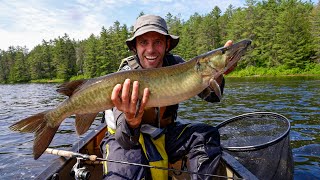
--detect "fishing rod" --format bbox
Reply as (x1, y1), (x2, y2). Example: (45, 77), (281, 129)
(45, 148), (243, 180)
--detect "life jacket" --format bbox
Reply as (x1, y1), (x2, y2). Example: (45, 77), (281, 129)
(106, 54), (182, 180)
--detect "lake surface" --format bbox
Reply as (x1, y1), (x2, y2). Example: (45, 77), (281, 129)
(0, 76), (319, 179)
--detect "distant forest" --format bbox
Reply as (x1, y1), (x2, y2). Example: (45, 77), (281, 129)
(0, 0), (319, 83)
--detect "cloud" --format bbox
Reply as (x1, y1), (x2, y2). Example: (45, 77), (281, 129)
(0, 0), (246, 51)
(0, 0), (105, 50)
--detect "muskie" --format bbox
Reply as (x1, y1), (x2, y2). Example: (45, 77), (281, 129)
(10, 39), (251, 159)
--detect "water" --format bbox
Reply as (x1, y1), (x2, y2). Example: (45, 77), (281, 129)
(0, 76), (319, 179)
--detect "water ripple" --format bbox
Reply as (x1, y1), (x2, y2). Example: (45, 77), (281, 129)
(0, 77), (319, 179)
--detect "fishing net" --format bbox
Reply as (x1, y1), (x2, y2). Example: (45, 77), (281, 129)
(217, 112), (294, 180)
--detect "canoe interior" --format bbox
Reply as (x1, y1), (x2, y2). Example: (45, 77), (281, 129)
(37, 123), (257, 180)
(37, 124), (107, 180)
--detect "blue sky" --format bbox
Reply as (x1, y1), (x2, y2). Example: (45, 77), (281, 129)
(0, 0), (317, 51)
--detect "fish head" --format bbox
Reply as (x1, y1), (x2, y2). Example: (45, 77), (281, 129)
(196, 39), (252, 81)
(195, 50), (226, 82)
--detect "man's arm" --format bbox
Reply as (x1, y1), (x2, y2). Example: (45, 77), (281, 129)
(113, 107), (141, 149)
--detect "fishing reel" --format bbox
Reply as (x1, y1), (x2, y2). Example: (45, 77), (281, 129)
(70, 157), (91, 180)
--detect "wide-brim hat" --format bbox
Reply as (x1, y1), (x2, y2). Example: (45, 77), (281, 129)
(126, 14), (179, 52)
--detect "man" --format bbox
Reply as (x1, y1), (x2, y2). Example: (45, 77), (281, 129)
(100, 14), (233, 179)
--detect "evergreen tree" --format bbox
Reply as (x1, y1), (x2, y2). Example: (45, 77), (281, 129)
(220, 4), (236, 41)
(9, 47), (30, 82)
(27, 45), (44, 80)
(97, 26), (111, 76)
(165, 13), (184, 56)
(42, 40), (55, 79)
(83, 34), (99, 78)
(310, 1), (320, 63)
(52, 34), (77, 80)
(1, 0), (320, 84)
(180, 13), (203, 59)
(251, 0), (280, 68)
(6, 46), (17, 83)
(106, 21), (130, 73)
(75, 41), (86, 76)
(210, 6), (223, 48)
(275, 0), (314, 69)
(0, 50), (10, 83)
(27, 40), (55, 80)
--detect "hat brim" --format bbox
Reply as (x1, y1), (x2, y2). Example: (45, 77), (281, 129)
(126, 26), (179, 52)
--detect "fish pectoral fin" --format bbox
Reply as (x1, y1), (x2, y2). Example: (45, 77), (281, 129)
(209, 79), (222, 101)
(75, 113), (98, 135)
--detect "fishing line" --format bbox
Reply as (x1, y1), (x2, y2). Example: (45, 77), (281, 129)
(45, 148), (242, 179)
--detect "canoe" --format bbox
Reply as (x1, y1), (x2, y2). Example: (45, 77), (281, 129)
(36, 122), (258, 180)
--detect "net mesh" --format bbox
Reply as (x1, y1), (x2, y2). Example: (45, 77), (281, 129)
(217, 112), (294, 180)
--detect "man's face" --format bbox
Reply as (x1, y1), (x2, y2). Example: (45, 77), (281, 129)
(135, 31), (170, 69)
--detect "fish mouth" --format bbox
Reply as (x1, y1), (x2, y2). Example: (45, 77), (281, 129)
(224, 40), (252, 72)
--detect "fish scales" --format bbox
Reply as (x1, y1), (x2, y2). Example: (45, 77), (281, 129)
(69, 59), (199, 113)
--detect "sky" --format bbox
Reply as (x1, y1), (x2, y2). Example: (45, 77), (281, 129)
(0, 0), (317, 51)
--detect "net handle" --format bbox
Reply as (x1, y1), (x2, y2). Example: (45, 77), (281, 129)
(217, 112), (291, 151)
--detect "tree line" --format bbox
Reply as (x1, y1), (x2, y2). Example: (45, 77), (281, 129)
(0, 0), (319, 84)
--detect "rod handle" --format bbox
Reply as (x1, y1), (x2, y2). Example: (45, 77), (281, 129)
(45, 148), (97, 161)
(45, 148), (74, 158)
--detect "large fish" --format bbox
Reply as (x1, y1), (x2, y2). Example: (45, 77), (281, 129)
(10, 39), (251, 159)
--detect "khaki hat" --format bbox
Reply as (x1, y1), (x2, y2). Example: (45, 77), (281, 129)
(126, 14), (179, 52)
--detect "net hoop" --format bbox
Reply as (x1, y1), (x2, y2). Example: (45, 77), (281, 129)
(217, 112), (291, 151)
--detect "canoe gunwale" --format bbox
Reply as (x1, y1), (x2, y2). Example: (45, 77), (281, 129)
(221, 151), (258, 180)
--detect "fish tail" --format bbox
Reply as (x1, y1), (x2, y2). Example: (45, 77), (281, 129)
(9, 110), (60, 160)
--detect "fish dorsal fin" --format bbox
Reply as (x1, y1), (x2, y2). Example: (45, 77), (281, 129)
(75, 113), (98, 135)
(57, 79), (87, 97)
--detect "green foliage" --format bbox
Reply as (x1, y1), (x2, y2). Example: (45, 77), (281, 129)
(9, 49), (30, 82)
(30, 78), (64, 83)
(52, 34), (77, 81)
(83, 34), (99, 78)
(310, 1), (320, 63)
(69, 74), (90, 81)
(304, 63), (320, 74)
(0, 46), (30, 83)
(27, 40), (55, 80)
(1, 0), (319, 84)
(0, 50), (10, 83)
(229, 63), (320, 77)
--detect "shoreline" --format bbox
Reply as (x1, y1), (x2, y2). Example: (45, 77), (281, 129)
(0, 74), (319, 84)
(226, 74), (320, 78)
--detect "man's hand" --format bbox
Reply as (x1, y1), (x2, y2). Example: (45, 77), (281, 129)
(223, 40), (235, 75)
(215, 40), (233, 84)
(111, 79), (150, 128)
